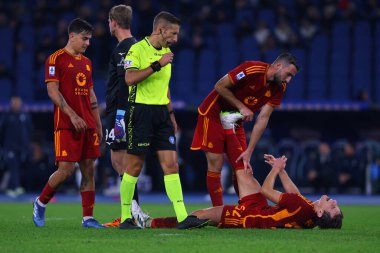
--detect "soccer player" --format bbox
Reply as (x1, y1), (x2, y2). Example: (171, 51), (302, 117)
(191, 53), (300, 206)
(133, 154), (343, 229)
(102, 4), (148, 228)
(119, 11), (208, 229)
(32, 18), (104, 228)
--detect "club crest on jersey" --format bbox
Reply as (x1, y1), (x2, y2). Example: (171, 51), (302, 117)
(236, 71), (245, 80)
(124, 60), (132, 68)
(49, 66), (55, 76)
(169, 136), (175, 144)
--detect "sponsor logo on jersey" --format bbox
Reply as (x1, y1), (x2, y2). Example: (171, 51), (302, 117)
(49, 66), (55, 76)
(236, 71), (245, 80)
(244, 96), (258, 106)
(76, 72), (87, 86)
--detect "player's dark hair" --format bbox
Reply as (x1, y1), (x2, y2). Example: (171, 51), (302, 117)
(315, 210), (343, 229)
(274, 52), (300, 72)
(153, 11), (181, 30)
(109, 5), (132, 29)
(67, 18), (94, 35)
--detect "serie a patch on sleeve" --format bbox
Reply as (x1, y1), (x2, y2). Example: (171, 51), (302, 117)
(49, 66), (55, 76)
(236, 71), (245, 80)
(124, 60), (133, 68)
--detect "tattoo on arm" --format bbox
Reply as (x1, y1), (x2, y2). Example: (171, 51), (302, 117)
(58, 94), (67, 109)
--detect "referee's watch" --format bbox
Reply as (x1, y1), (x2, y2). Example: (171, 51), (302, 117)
(150, 61), (161, 72)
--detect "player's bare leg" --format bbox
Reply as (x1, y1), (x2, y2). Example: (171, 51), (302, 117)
(205, 152), (224, 206)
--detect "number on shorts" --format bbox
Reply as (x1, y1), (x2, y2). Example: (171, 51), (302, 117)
(93, 133), (100, 145)
(105, 128), (115, 142)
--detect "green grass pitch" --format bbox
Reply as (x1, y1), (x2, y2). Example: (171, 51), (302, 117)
(1, 202), (380, 253)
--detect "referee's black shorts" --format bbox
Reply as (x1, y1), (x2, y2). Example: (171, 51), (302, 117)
(127, 103), (176, 155)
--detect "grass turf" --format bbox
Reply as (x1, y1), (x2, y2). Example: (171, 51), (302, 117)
(1, 202), (380, 253)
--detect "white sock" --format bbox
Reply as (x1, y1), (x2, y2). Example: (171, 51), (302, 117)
(37, 198), (46, 207)
(83, 216), (94, 221)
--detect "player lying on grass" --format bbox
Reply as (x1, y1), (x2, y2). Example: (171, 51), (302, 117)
(133, 154), (343, 229)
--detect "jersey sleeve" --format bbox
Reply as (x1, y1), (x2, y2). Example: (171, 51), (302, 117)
(45, 56), (60, 84)
(227, 61), (251, 85)
(279, 193), (314, 212)
(124, 44), (140, 70)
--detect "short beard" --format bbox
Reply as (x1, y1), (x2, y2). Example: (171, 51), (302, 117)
(272, 74), (282, 86)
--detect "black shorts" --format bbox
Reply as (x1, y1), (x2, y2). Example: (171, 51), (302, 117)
(104, 110), (127, 151)
(127, 104), (176, 154)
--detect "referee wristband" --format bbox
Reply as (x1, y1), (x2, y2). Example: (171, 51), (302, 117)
(150, 61), (161, 72)
(169, 110), (174, 114)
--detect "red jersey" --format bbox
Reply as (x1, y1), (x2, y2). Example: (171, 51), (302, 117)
(198, 61), (286, 117)
(45, 49), (96, 130)
(220, 193), (316, 229)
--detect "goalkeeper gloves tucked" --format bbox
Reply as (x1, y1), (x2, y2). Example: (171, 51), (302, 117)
(114, 109), (126, 142)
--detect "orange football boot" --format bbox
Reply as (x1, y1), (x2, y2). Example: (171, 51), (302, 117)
(102, 217), (121, 227)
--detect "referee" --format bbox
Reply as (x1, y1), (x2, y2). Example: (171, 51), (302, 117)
(119, 11), (208, 229)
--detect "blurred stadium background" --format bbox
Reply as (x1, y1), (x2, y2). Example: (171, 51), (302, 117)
(0, 0), (380, 198)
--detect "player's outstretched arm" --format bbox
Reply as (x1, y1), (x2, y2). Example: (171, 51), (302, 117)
(278, 169), (300, 195)
(236, 105), (274, 171)
(261, 155), (287, 204)
(264, 154), (300, 195)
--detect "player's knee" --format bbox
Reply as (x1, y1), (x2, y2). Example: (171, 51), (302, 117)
(162, 161), (179, 174)
(207, 161), (223, 173)
(206, 154), (224, 172)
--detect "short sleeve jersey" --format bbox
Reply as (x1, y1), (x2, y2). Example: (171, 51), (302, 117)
(45, 49), (96, 130)
(105, 37), (137, 113)
(198, 61), (286, 116)
(243, 193), (316, 228)
(124, 37), (171, 105)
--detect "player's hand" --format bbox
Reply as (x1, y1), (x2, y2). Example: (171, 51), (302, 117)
(159, 52), (174, 67)
(239, 107), (253, 122)
(236, 149), (253, 172)
(70, 114), (87, 132)
(264, 154), (275, 166)
(265, 154), (287, 172)
(114, 109), (126, 142)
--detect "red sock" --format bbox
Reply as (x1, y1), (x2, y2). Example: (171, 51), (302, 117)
(207, 171), (223, 206)
(81, 191), (95, 217)
(151, 217), (178, 228)
(39, 183), (56, 204)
